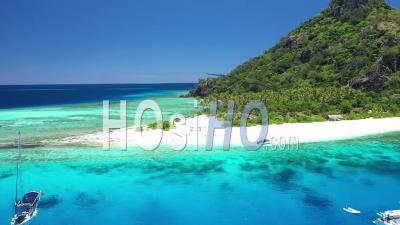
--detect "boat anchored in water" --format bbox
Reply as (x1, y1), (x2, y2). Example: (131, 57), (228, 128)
(343, 207), (361, 214)
(373, 210), (400, 225)
(11, 132), (43, 225)
(11, 192), (43, 225)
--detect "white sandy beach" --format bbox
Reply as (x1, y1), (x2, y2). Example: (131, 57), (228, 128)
(42, 116), (400, 148)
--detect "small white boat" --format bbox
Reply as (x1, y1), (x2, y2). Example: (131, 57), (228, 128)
(343, 207), (361, 214)
(373, 210), (400, 225)
(257, 139), (270, 145)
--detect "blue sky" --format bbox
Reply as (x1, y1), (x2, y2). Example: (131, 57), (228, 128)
(0, 0), (399, 85)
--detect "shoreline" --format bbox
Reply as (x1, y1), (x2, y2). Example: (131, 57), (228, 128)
(41, 116), (400, 148)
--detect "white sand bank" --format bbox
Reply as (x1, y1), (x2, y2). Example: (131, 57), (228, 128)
(42, 116), (400, 148)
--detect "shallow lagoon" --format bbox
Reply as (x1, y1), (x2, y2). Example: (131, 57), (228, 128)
(0, 89), (197, 146)
(1, 133), (400, 225)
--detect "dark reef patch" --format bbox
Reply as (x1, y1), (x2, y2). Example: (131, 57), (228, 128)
(39, 195), (62, 209)
(239, 162), (269, 172)
(133, 197), (174, 225)
(66, 164), (79, 170)
(253, 167), (298, 191)
(313, 157), (329, 164)
(193, 160), (225, 175)
(337, 160), (365, 168)
(74, 192), (99, 207)
(376, 155), (392, 160)
(162, 176), (192, 185)
(365, 160), (400, 175)
(85, 166), (111, 175)
(141, 160), (225, 177)
(361, 178), (375, 187)
(66, 162), (132, 175)
(219, 182), (233, 192)
(333, 153), (349, 160)
(303, 193), (332, 209)
(273, 168), (297, 184)
(286, 159), (303, 166)
(142, 163), (167, 174)
(0, 172), (14, 180)
(300, 187), (316, 195)
(304, 163), (334, 177)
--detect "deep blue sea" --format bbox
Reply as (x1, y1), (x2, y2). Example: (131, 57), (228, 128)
(0, 83), (195, 109)
(0, 84), (399, 225)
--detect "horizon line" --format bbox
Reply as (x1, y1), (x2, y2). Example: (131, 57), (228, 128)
(0, 82), (198, 86)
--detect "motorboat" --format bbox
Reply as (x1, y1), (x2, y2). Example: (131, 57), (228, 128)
(373, 210), (400, 225)
(343, 207), (361, 214)
(257, 138), (270, 145)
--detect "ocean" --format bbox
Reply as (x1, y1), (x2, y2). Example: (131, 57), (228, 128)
(0, 84), (399, 225)
(0, 83), (197, 146)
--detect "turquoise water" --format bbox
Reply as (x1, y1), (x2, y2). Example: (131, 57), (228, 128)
(0, 133), (400, 225)
(0, 89), (197, 146)
(0, 85), (399, 224)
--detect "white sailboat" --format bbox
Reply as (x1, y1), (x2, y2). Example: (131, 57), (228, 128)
(10, 132), (43, 225)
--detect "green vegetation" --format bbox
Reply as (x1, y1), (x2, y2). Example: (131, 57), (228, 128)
(147, 120), (171, 131)
(200, 86), (400, 124)
(190, 0), (400, 124)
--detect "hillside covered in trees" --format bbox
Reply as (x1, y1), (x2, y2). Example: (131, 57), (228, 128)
(189, 0), (400, 124)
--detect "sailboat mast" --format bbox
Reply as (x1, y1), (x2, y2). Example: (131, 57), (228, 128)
(15, 132), (21, 205)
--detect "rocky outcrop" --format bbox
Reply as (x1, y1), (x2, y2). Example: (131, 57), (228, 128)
(185, 78), (218, 97)
(300, 49), (312, 63)
(351, 51), (399, 91)
(282, 36), (298, 49)
(350, 57), (391, 91)
(329, 0), (384, 22)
